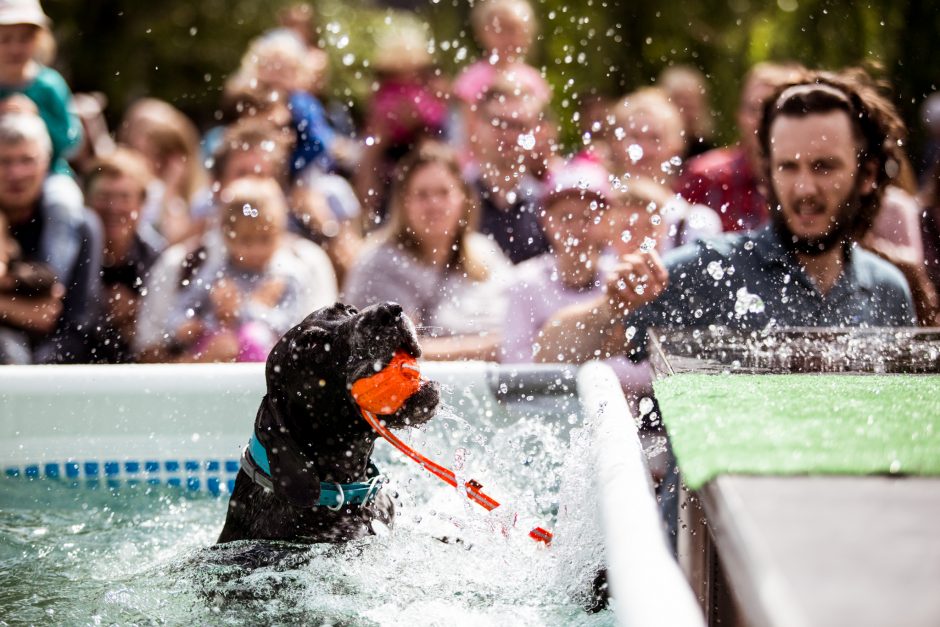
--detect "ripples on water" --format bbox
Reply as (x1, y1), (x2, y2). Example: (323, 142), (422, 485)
(0, 393), (613, 626)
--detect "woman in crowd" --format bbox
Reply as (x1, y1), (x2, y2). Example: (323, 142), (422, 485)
(343, 141), (511, 360)
(118, 98), (208, 245)
(86, 148), (164, 363)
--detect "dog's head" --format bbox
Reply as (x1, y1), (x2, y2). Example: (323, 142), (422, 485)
(255, 302), (440, 507)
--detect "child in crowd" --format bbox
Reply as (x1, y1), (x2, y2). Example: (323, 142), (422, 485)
(610, 176), (721, 257)
(133, 124), (337, 363)
(289, 170), (363, 287)
(356, 20), (448, 226)
(502, 159), (650, 396)
(608, 88), (721, 246)
(166, 177), (310, 363)
(118, 98), (209, 245)
(453, 0), (549, 106)
(344, 141), (511, 360)
(0, 0), (81, 175)
(609, 88), (687, 185)
(0, 210), (61, 364)
(236, 31), (339, 179)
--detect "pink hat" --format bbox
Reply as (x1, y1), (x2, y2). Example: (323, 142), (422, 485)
(543, 157), (613, 207)
(0, 0), (49, 27)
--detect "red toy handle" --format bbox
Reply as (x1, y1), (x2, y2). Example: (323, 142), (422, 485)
(359, 406), (552, 544)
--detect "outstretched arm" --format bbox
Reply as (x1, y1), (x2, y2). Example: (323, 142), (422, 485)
(535, 251), (668, 364)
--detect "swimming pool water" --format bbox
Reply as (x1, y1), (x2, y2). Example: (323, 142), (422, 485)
(0, 394), (614, 626)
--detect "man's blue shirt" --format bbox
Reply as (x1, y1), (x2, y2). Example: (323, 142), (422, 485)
(625, 225), (916, 360)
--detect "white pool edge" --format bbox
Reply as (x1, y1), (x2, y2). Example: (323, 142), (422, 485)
(578, 361), (705, 627)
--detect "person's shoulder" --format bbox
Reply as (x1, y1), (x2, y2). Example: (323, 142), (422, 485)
(683, 146), (743, 177)
(31, 65), (71, 94)
(662, 230), (745, 268)
(852, 246), (911, 293)
(41, 174), (83, 220)
(467, 231), (511, 267)
(506, 252), (553, 287)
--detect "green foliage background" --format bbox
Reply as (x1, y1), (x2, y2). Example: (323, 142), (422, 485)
(44, 0), (938, 156)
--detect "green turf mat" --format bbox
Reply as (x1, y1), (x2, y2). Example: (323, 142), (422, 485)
(654, 374), (940, 490)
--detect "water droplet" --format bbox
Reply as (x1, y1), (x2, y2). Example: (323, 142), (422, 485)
(707, 261), (724, 280)
(517, 132), (536, 150)
(627, 144), (644, 163)
(734, 287), (765, 317)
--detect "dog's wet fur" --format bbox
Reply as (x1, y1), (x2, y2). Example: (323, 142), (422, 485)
(217, 302), (440, 544)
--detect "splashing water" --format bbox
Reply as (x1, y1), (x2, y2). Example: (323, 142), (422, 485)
(517, 132), (537, 150)
(0, 395), (612, 625)
(734, 286), (766, 317)
(706, 260), (725, 280)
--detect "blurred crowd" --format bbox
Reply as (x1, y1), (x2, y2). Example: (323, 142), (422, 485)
(1, 0), (939, 390)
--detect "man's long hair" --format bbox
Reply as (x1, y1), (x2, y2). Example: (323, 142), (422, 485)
(757, 68), (907, 240)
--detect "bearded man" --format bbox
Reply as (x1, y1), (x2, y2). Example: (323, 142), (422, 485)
(536, 69), (917, 364)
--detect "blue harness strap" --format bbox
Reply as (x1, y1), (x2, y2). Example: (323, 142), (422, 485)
(242, 433), (385, 510)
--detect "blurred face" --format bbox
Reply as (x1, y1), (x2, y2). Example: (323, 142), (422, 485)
(615, 109), (682, 178)
(0, 139), (48, 217)
(768, 111), (866, 253)
(669, 82), (707, 136)
(738, 76), (778, 162)
(88, 174), (145, 244)
(221, 148), (281, 189)
(479, 8), (532, 61)
(0, 24), (39, 74)
(224, 216), (282, 272)
(474, 96), (538, 171)
(540, 193), (609, 261)
(402, 162), (466, 244)
(256, 52), (300, 93)
(609, 199), (666, 256)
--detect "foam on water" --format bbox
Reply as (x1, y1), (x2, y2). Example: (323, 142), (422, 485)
(0, 391), (613, 626)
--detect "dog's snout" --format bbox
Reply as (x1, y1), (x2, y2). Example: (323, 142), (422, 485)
(379, 302), (403, 323)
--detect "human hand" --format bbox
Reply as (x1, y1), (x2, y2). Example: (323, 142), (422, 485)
(0, 94), (38, 116)
(25, 284), (65, 333)
(604, 250), (669, 313)
(193, 329), (240, 363)
(250, 277), (285, 308)
(210, 278), (242, 327)
(289, 185), (334, 238)
(106, 283), (139, 331)
(174, 318), (204, 345)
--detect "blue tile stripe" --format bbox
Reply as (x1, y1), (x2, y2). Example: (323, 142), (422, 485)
(2, 458), (241, 496)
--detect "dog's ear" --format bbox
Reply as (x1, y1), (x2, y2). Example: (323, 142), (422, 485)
(256, 395), (321, 508)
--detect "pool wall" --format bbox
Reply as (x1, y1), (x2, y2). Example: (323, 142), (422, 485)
(0, 361), (704, 626)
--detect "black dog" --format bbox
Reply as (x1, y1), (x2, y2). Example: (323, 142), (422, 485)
(217, 302), (440, 544)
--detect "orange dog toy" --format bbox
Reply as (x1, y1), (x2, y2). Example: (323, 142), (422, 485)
(351, 350), (553, 544)
(351, 350), (422, 415)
